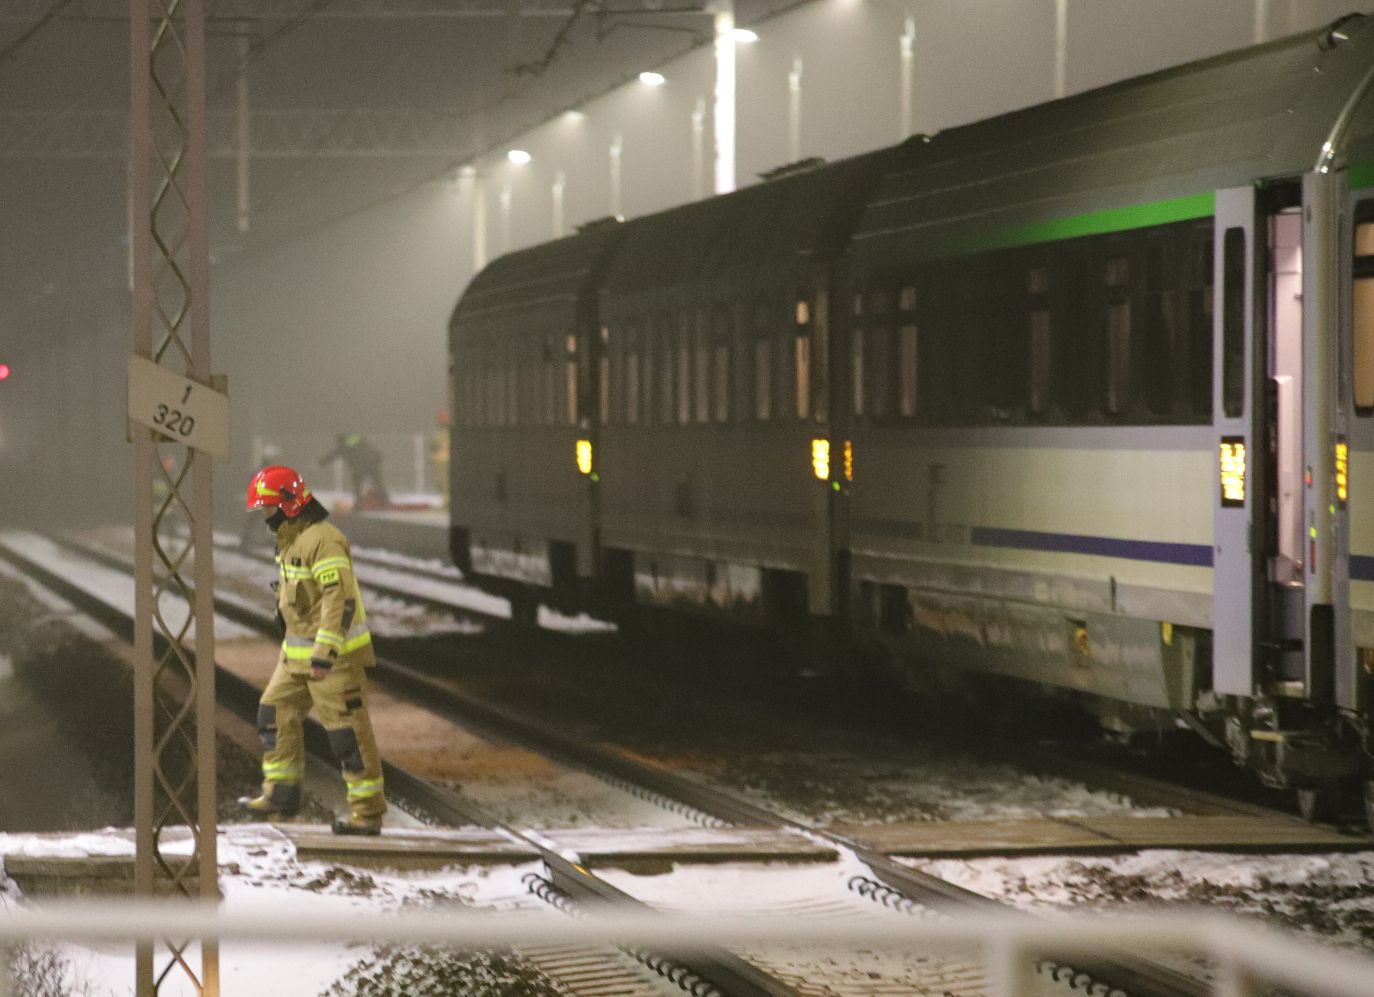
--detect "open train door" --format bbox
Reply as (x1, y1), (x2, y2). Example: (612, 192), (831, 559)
(1212, 187), (1266, 696)
(1302, 170), (1353, 707)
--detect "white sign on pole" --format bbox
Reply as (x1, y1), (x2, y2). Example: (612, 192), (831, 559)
(127, 354), (229, 458)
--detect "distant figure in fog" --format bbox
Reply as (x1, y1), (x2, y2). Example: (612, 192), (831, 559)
(429, 410), (451, 508)
(320, 433), (389, 510)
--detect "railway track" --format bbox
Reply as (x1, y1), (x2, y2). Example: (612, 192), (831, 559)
(217, 530), (1337, 832)
(12, 529), (1225, 997)
(0, 534), (806, 997)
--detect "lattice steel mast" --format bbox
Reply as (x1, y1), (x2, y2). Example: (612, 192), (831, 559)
(129, 0), (221, 993)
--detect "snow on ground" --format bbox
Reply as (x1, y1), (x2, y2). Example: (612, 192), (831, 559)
(902, 849), (1374, 952)
(350, 544), (464, 579)
(685, 749), (1177, 827)
(0, 827), (554, 997)
(0, 533), (256, 641)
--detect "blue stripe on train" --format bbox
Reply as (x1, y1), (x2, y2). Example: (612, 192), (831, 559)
(970, 526), (1214, 567)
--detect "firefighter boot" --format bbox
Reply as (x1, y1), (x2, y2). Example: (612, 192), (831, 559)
(238, 781), (301, 819)
(331, 814), (382, 836)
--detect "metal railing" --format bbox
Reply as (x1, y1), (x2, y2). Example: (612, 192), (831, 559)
(1, 902), (1371, 997)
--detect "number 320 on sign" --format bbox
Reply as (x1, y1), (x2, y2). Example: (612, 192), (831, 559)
(127, 354), (229, 457)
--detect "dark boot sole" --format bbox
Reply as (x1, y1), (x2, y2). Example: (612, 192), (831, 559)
(331, 820), (382, 836)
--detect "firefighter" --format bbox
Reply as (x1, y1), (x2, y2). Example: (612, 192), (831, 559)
(239, 464), (387, 835)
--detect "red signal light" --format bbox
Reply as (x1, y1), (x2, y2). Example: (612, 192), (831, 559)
(0, 363), (10, 381)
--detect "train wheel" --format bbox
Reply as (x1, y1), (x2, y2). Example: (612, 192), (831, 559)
(1296, 781), (1341, 823)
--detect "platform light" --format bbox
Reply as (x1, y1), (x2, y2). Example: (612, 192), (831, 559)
(507, 149), (532, 165)
(731, 28), (759, 43)
(1219, 437), (1246, 507)
(811, 438), (830, 481)
(576, 439), (593, 476)
(1336, 439), (1349, 505)
(639, 71), (666, 86)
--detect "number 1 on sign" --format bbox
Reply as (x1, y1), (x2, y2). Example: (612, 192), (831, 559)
(182, 385), (192, 405)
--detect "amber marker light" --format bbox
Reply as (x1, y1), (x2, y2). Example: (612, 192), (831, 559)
(843, 439), (854, 482)
(1219, 437), (1246, 507)
(811, 438), (830, 481)
(1336, 438), (1349, 506)
(575, 439), (593, 475)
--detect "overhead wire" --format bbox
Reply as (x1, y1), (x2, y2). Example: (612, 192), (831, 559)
(0, 0), (78, 66)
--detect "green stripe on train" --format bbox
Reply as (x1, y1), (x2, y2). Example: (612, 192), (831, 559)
(980, 191), (1217, 250)
(1351, 161), (1374, 191)
(891, 192), (1217, 264)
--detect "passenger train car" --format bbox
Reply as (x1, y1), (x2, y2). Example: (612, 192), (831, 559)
(450, 15), (1374, 824)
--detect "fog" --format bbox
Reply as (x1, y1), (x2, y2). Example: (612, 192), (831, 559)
(0, 0), (1363, 528)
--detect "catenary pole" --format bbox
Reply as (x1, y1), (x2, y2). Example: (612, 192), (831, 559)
(129, 0), (221, 993)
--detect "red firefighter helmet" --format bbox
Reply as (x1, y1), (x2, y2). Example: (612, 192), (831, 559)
(246, 465), (313, 518)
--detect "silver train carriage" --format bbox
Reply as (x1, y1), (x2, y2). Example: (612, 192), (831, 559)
(449, 15), (1374, 822)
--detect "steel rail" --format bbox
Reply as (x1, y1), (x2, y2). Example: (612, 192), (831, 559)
(7, 536), (806, 997)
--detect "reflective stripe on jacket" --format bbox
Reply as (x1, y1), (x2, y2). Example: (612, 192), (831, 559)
(274, 518), (376, 672)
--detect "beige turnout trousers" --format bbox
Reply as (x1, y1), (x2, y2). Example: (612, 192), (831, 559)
(258, 660), (386, 820)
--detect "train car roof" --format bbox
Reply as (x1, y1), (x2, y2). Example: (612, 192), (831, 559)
(853, 13), (1374, 269)
(449, 220), (624, 339)
(598, 147), (893, 302)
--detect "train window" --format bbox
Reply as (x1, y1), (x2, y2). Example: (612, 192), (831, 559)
(1027, 267), (1051, 417)
(489, 356), (501, 427)
(657, 317), (674, 426)
(812, 286), (830, 423)
(866, 325), (891, 418)
(676, 315), (691, 425)
(851, 327), (865, 417)
(794, 296), (811, 421)
(1029, 309), (1052, 415)
(1141, 245), (1174, 419)
(694, 312), (711, 423)
(1189, 237), (1214, 419)
(750, 302), (771, 421)
(1105, 256), (1131, 415)
(899, 285), (917, 312)
(541, 337), (554, 426)
(565, 334), (578, 425)
(1353, 211), (1374, 415)
(598, 329), (611, 426)
(853, 293), (863, 316)
(755, 338), (772, 420)
(640, 327), (654, 426)
(624, 325), (640, 426)
(713, 311), (731, 423)
(1222, 227), (1246, 418)
(899, 324), (918, 417)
